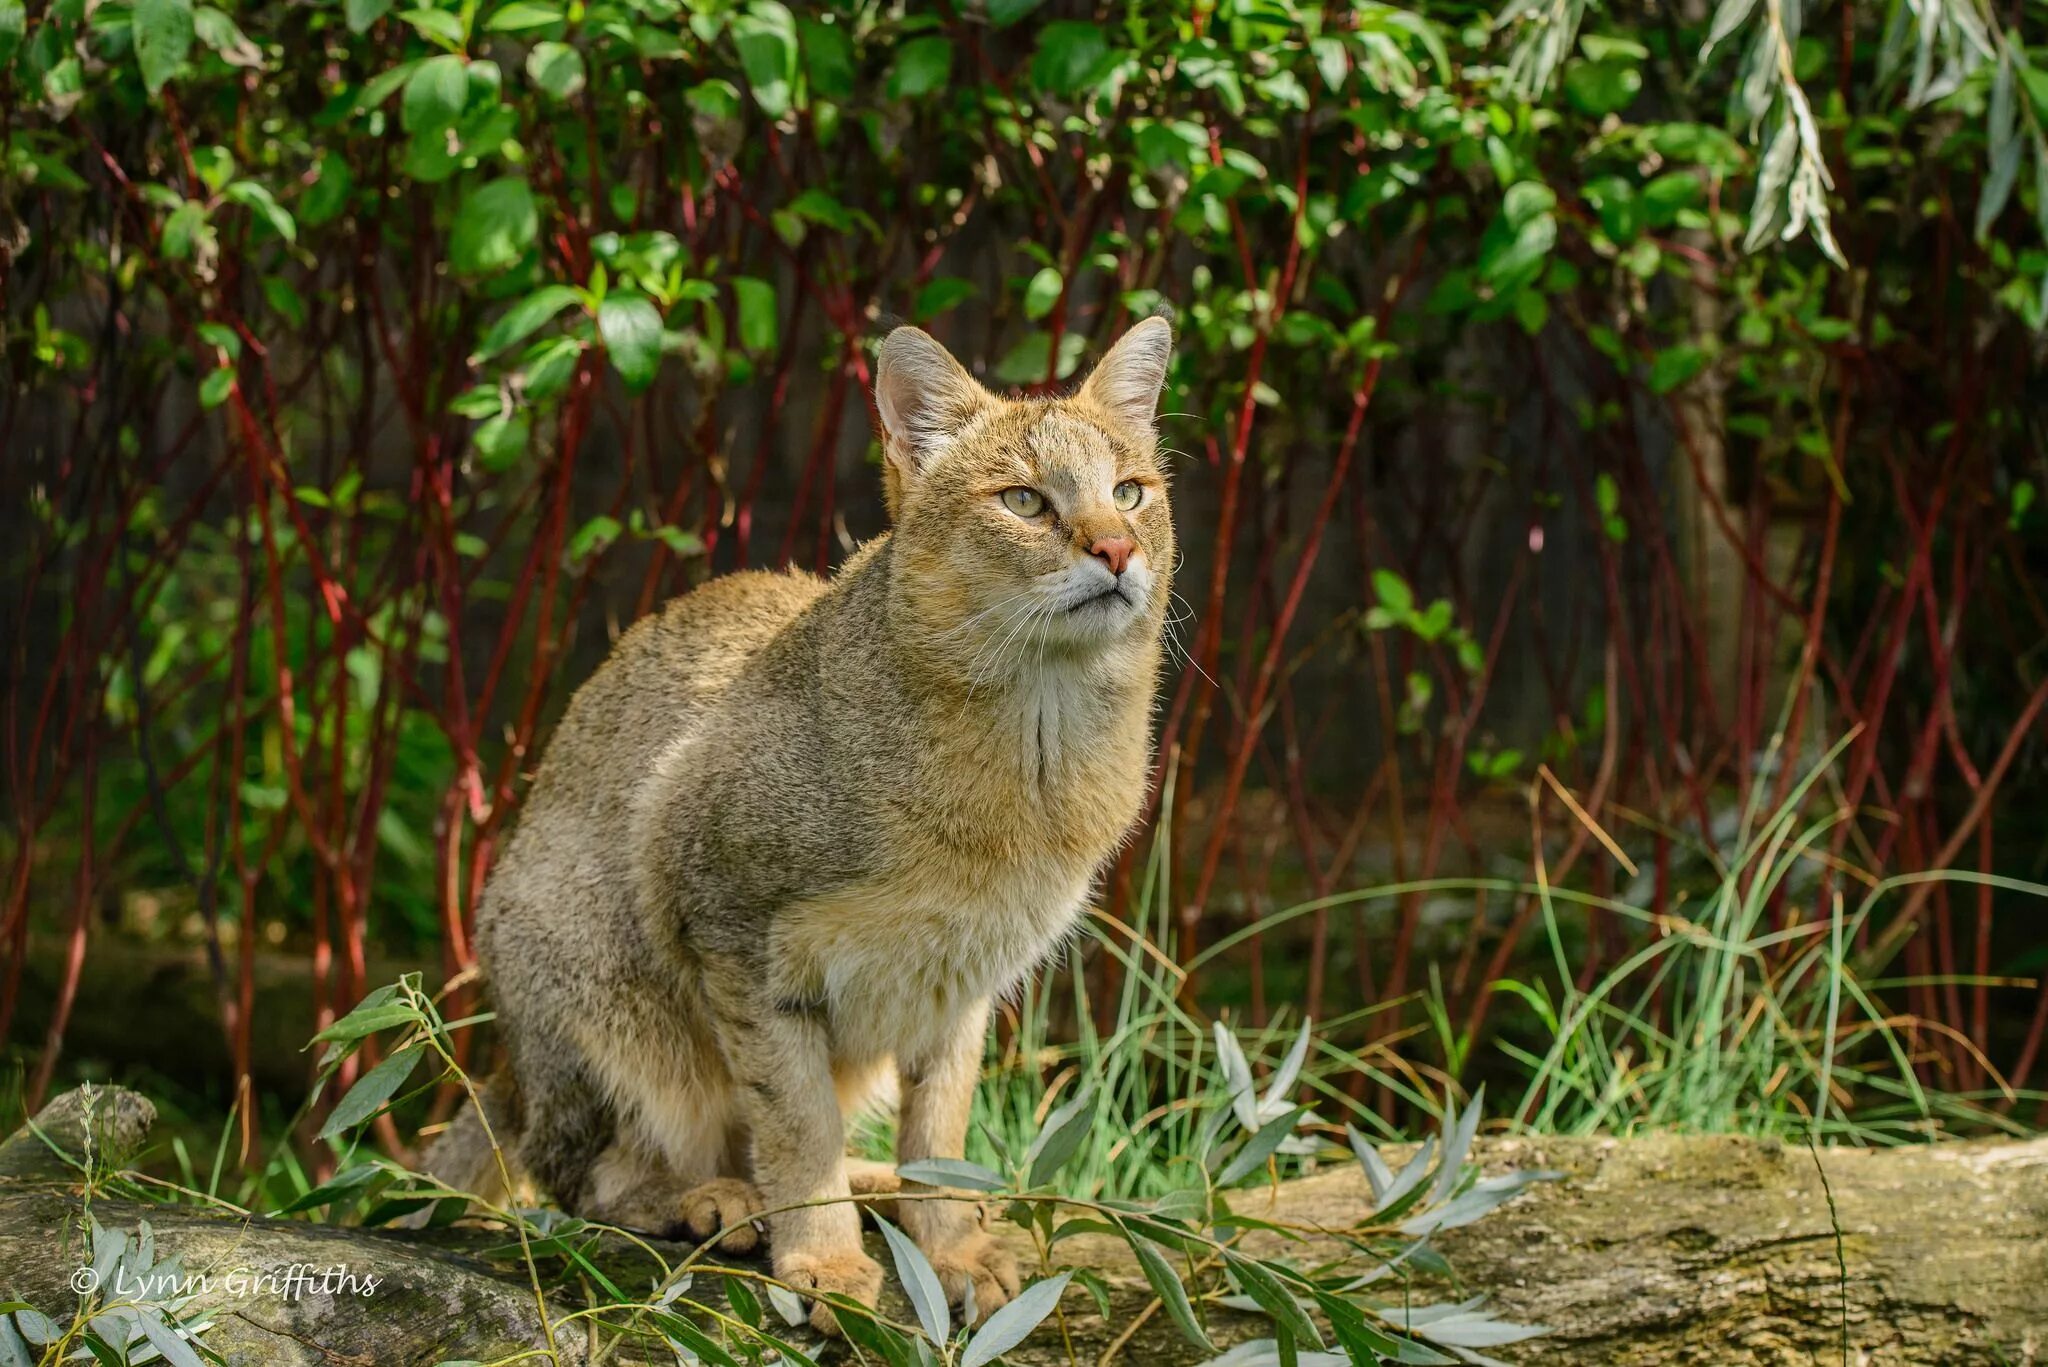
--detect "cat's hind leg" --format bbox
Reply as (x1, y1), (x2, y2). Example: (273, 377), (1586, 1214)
(580, 1134), (766, 1251)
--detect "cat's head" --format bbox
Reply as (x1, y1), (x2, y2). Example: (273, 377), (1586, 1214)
(874, 319), (1176, 685)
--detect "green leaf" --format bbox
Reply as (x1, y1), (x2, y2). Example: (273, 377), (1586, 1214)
(521, 335), (584, 399)
(402, 53), (469, 134)
(1121, 1225), (1210, 1351)
(888, 34), (951, 99)
(598, 293), (663, 391)
(828, 1301), (915, 1367)
(263, 277), (306, 328)
(449, 384), (503, 418)
(1023, 266), (1063, 321)
(1309, 34), (1346, 92)
(397, 6), (465, 45)
(876, 1217), (949, 1345)
(1225, 1253), (1323, 1349)
(312, 998), (421, 1044)
(197, 321), (240, 355)
(132, 0), (194, 93)
(981, 0), (1040, 25)
(799, 17), (854, 101)
(732, 275), (777, 354)
(566, 514), (621, 560)
(223, 181), (296, 243)
(1371, 568), (1413, 615)
(1024, 1085), (1095, 1187)
(1031, 20), (1110, 96)
(484, 0), (560, 30)
(1217, 1105), (1308, 1185)
(135, 1310), (207, 1367)
(268, 1164), (387, 1213)
(961, 1272), (1069, 1367)
(651, 525), (702, 556)
(193, 6), (261, 65)
(345, 0), (392, 32)
(198, 367), (234, 409)
(913, 277), (976, 321)
(732, 2), (796, 117)
(526, 40), (584, 100)
(993, 330), (1083, 384)
(649, 1310), (744, 1367)
(475, 284), (582, 360)
(1648, 343), (1706, 394)
(318, 1045), (423, 1140)
(0, 0), (25, 69)
(1563, 58), (1640, 118)
(896, 1157), (1006, 1192)
(1479, 182), (1557, 292)
(449, 177), (537, 276)
(474, 412), (530, 471)
(302, 151), (354, 226)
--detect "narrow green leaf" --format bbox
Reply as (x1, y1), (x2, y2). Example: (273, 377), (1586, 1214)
(961, 1272), (1068, 1367)
(223, 181), (296, 243)
(1121, 1225), (1210, 1351)
(311, 1000), (422, 1044)
(876, 1217), (949, 1345)
(135, 1312), (206, 1367)
(475, 285), (582, 361)
(1218, 1105), (1308, 1185)
(1025, 1085), (1095, 1187)
(269, 1160), (386, 1214)
(318, 1045), (423, 1140)
(1224, 1253), (1323, 1349)
(896, 1157), (1006, 1192)
(485, 0), (560, 30)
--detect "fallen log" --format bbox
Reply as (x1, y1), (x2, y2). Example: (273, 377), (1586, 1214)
(0, 1088), (2041, 1365)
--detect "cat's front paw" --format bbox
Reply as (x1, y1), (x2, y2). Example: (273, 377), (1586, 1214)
(926, 1233), (1021, 1323)
(777, 1247), (885, 1336)
(679, 1177), (766, 1253)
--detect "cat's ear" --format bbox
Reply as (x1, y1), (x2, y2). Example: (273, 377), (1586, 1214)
(1078, 317), (1173, 438)
(875, 327), (993, 476)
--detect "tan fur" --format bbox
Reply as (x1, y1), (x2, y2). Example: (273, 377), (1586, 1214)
(440, 320), (1176, 1332)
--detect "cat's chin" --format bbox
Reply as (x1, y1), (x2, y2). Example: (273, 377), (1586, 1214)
(1033, 592), (1154, 654)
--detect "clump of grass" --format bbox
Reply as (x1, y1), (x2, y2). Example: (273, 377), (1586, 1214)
(1504, 732), (2047, 1142)
(993, 733), (2048, 1178)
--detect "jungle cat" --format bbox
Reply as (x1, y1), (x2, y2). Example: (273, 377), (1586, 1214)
(424, 319), (1177, 1333)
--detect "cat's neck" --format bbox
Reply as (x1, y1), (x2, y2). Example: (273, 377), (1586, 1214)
(826, 539), (1159, 801)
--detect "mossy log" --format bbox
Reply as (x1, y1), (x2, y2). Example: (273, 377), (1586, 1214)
(1, 1088), (2042, 1366)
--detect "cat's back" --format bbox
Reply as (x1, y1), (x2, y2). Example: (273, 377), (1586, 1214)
(536, 567), (825, 805)
(477, 568), (827, 965)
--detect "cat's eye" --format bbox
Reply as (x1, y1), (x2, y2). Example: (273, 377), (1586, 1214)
(1000, 487), (1047, 518)
(1113, 480), (1144, 512)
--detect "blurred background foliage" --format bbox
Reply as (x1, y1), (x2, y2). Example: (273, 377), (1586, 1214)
(3, 0), (2046, 1162)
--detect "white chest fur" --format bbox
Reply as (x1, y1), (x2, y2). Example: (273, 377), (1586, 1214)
(774, 865), (1089, 1067)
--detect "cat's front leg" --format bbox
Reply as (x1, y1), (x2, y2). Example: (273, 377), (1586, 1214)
(898, 1000), (1021, 1322)
(704, 964), (882, 1335)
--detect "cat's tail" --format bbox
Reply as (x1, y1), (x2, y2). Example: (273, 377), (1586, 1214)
(414, 1067), (523, 1211)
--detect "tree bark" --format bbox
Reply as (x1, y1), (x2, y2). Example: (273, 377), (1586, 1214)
(1, 1089), (2042, 1366)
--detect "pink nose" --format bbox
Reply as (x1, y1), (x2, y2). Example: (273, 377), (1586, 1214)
(1090, 536), (1135, 576)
